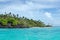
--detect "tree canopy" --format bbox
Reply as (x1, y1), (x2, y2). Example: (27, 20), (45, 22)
(0, 12), (52, 28)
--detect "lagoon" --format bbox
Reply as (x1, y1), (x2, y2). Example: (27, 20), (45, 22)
(0, 27), (60, 40)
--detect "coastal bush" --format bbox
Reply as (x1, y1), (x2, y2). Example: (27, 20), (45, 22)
(0, 18), (8, 26)
(7, 18), (18, 26)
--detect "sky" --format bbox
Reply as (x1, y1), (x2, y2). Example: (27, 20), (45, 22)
(0, 0), (60, 26)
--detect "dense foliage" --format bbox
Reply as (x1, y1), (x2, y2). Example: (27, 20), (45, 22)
(0, 12), (52, 28)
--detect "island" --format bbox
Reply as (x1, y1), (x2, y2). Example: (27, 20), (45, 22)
(0, 12), (52, 28)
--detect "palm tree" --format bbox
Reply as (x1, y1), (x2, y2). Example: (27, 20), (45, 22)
(9, 12), (12, 16)
(13, 14), (16, 18)
(17, 14), (19, 18)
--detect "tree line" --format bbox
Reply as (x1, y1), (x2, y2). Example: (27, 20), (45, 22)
(0, 12), (52, 28)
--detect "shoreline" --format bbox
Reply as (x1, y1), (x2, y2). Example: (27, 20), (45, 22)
(0, 26), (51, 28)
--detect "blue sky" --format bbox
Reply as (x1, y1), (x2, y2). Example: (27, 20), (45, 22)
(0, 0), (60, 26)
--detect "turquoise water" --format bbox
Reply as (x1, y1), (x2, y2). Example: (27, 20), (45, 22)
(0, 27), (60, 40)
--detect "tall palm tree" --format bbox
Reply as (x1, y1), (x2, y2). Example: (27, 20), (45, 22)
(17, 14), (19, 18)
(9, 12), (12, 16)
(13, 14), (16, 18)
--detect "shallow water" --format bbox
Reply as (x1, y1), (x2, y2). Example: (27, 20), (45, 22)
(0, 27), (60, 40)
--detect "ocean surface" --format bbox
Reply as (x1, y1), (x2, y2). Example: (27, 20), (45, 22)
(0, 27), (60, 40)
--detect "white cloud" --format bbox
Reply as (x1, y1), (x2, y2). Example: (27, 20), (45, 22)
(31, 0), (59, 2)
(0, 0), (10, 2)
(0, 0), (59, 10)
(44, 12), (53, 19)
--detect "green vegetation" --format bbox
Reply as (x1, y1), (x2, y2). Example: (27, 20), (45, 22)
(0, 12), (52, 28)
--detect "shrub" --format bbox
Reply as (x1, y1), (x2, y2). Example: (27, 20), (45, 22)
(7, 18), (18, 26)
(0, 18), (7, 26)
